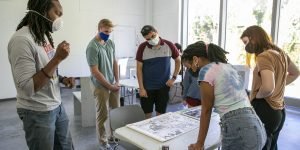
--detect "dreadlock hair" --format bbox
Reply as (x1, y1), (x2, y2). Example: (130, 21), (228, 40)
(174, 43), (182, 53)
(17, 0), (55, 48)
(240, 25), (283, 55)
(181, 41), (229, 64)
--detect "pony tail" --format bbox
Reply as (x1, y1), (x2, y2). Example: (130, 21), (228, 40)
(207, 43), (229, 64)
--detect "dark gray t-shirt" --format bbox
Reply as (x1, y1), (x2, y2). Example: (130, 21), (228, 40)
(8, 26), (61, 111)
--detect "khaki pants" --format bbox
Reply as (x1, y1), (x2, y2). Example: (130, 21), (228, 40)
(93, 86), (120, 144)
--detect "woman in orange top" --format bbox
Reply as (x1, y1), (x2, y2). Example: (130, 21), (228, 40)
(240, 25), (300, 150)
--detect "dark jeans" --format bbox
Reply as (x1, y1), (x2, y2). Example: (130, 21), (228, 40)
(251, 98), (286, 150)
(17, 105), (73, 150)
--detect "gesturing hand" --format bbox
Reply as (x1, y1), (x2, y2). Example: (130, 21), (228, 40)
(55, 41), (70, 61)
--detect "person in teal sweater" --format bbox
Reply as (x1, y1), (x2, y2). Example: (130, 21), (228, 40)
(175, 43), (201, 108)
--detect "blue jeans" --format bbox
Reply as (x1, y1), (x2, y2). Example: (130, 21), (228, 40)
(220, 107), (267, 150)
(17, 105), (73, 150)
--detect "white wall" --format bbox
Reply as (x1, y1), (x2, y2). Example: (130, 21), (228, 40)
(0, 0), (147, 99)
(153, 0), (181, 74)
(0, 0), (27, 99)
(153, 0), (181, 42)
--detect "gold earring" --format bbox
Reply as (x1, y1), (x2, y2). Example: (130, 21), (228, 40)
(193, 58), (199, 67)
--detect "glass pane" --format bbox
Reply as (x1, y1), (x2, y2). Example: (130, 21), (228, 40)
(226, 0), (273, 65)
(278, 0), (300, 98)
(187, 0), (220, 44)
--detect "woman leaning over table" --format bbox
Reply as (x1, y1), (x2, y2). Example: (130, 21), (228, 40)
(184, 41), (267, 150)
(240, 25), (300, 150)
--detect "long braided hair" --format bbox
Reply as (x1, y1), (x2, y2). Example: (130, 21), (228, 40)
(17, 0), (55, 48)
(181, 41), (229, 64)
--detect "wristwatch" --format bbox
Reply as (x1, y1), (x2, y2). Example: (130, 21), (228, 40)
(172, 75), (177, 80)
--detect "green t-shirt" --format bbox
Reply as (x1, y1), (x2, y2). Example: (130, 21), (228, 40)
(86, 37), (115, 88)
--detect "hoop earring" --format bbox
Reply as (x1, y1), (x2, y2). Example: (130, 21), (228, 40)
(194, 63), (199, 68)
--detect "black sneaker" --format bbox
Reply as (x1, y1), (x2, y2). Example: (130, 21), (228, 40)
(108, 136), (120, 144)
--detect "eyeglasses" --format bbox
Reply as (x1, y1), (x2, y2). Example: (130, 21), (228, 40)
(145, 34), (156, 41)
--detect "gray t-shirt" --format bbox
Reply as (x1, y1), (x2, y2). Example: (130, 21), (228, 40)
(86, 37), (115, 88)
(8, 26), (61, 111)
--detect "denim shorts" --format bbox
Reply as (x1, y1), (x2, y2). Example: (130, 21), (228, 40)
(220, 107), (267, 150)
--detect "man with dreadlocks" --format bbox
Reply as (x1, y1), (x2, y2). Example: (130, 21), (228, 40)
(7, 0), (74, 149)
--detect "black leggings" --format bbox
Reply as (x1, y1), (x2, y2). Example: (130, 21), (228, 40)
(251, 98), (286, 150)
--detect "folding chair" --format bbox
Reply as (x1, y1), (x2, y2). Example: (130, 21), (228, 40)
(109, 105), (145, 150)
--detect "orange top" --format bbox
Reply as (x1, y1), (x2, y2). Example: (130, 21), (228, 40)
(250, 50), (289, 110)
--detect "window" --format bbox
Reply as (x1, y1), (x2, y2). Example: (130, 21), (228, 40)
(187, 0), (220, 45)
(184, 0), (299, 99)
(277, 0), (300, 98)
(225, 0), (273, 65)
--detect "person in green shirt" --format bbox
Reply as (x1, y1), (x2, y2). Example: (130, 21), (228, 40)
(86, 19), (120, 150)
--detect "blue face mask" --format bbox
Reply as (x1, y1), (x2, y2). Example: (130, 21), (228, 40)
(99, 32), (110, 42)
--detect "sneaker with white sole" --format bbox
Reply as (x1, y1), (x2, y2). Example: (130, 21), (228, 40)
(99, 142), (112, 150)
(108, 136), (120, 144)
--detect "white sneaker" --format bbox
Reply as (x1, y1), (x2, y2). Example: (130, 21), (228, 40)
(99, 142), (112, 150)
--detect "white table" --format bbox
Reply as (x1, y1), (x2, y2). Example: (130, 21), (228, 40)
(119, 79), (138, 104)
(119, 78), (139, 89)
(115, 107), (221, 150)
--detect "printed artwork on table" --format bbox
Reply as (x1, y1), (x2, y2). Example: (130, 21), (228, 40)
(181, 107), (201, 120)
(180, 106), (218, 120)
(127, 112), (199, 142)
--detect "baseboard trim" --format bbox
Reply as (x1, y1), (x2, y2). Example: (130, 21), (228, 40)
(0, 97), (16, 102)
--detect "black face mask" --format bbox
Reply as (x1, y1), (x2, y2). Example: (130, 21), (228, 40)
(189, 68), (200, 77)
(245, 43), (257, 54)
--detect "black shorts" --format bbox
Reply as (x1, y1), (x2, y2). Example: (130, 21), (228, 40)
(140, 85), (170, 114)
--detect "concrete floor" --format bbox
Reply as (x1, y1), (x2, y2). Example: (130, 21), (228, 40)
(0, 88), (300, 150)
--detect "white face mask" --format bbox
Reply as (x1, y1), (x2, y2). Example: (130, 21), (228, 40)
(51, 17), (63, 32)
(148, 35), (160, 46)
(28, 10), (63, 32)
